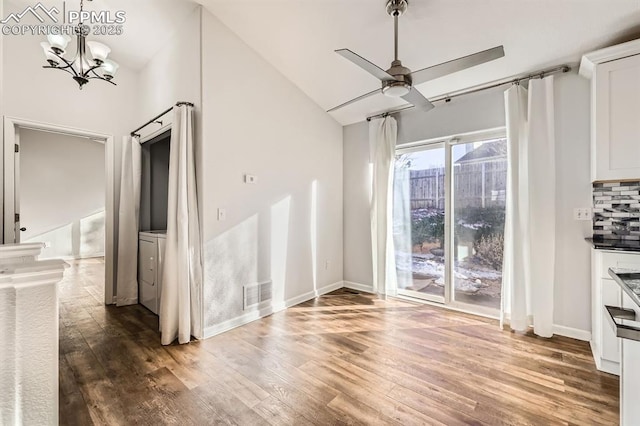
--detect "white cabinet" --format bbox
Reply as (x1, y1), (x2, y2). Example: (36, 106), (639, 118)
(580, 39), (640, 182)
(138, 231), (166, 315)
(591, 249), (640, 375)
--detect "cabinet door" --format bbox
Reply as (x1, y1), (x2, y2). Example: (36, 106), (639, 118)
(594, 54), (640, 181)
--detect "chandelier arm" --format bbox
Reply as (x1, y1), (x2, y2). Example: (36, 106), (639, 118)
(87, 66), (115, 84)
(42, 65), (79, 78)
(86, 75), (117, 85)
(49, 51), (81, 76)
(84, 64), (106, 79)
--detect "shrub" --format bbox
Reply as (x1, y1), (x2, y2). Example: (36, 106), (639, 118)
(411, 211), (445, 247)
(475, 234), (504, 270)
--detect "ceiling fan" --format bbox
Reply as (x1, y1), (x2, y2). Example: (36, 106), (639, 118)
(328, 0), (505, 113)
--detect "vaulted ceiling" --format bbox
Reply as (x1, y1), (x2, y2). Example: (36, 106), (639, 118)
(5, 0), (199, 70)
(196, 0), (640, 125)
(7, 0), (640, 125)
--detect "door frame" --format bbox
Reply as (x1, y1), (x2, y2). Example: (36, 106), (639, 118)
(395, 141), (447, 304)
(394, 127), (506, 317)
(3, 116), (116, 305)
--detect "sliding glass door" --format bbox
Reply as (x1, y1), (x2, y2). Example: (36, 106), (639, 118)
(393, 133), (507, 314)
(393, 144), (446, 303)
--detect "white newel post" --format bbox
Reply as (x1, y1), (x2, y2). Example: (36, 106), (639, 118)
(0, 243), (67, 426)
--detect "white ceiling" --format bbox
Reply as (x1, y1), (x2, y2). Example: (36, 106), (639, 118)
(6, 0), (199, 70)
(196, 0), (640, 125)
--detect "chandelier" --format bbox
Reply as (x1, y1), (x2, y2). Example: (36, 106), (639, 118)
(39, 0), (118, 89)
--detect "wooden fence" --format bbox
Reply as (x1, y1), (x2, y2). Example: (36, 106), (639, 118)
(406, 160), (507, 210)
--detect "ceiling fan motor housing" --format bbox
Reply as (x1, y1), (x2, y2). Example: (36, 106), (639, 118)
(382, 59), (412, 97)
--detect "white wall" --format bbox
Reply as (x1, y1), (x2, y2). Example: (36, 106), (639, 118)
(20, 129), (106, 259)
(553, 72), (593, 333)
(135, 5), (202, 131)
(200, 10), (343, 332)
(343, 72), (594, 334)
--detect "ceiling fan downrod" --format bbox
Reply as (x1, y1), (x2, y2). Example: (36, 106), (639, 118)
(386, 0), (408, 62)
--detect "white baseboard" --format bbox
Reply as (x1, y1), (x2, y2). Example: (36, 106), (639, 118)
(282, 281), (344, 308)
(203, 305), (277, 339)
(343, 281), (375, 294)
(553, 325), (591, 342)
(203, 281), (344, 339)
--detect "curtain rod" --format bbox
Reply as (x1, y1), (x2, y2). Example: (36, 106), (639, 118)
(131, 101), (195, 137)
(366, 64), (571, 122)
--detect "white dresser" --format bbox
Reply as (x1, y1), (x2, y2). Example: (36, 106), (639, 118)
(138, 231), (166, 315)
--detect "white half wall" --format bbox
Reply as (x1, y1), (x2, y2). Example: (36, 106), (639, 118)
(200, 10), (343, 329)
(19, 129), (106, 259)
(343, 72), (594, 335)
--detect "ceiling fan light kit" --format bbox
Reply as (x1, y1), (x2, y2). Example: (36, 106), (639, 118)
(329, 0), (505, 114)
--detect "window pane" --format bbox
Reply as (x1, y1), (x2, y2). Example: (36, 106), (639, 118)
(393, 147), (446, 300)
(452, 139), (507, 309)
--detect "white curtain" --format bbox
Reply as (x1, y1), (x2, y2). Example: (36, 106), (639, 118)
(501, 76), (556, 337)
(160, 104), (202, 345)
(369, 116), (398, 298)
(392, 161), (412, 291)
(116, 135), (141, 306)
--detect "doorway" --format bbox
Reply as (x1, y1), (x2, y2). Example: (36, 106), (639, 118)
(392, 129), (507, 316)
(3, 117), (116, 304)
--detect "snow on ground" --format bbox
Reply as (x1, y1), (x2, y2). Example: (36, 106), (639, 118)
(396, 252), (501, 294)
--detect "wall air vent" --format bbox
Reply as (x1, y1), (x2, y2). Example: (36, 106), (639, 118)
(243, 281), (273, 310)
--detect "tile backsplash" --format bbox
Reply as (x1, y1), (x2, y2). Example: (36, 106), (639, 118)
(593, 181), (640, 240)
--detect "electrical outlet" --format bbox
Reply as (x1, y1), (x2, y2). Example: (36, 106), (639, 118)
(574, 208), (592, 221)
(325, 260), (330, 270)
(217, 208), (226, 221)
(244, 174), (257, 184)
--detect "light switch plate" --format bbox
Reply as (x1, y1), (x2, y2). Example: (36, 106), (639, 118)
(244, 174), (257, 184)
(217, 208), (226, 221)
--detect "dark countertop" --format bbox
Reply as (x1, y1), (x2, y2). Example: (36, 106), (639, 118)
(609, 269), (640, 309)
(585, 237), (640, 252)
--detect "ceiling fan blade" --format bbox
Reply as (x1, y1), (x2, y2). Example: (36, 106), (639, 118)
(327, 88), (381, 112)
(335, 49), (396, 82)
(411, 46), (505, 86)
(401, 87), (435, 111)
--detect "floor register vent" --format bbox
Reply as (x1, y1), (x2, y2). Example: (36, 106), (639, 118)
(243, 281), (272, 310)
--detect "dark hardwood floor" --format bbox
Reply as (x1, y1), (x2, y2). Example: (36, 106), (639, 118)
(59, 259), (620, 425)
